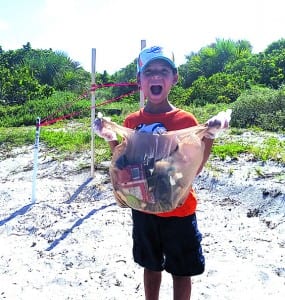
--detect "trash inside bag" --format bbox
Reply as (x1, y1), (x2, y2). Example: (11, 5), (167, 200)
(95, 111), (231, 213)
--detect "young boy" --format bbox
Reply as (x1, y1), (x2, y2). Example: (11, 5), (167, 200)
(97, 46), (226, 300)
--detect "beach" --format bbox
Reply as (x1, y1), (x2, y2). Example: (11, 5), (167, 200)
(0, 143), (284, 300)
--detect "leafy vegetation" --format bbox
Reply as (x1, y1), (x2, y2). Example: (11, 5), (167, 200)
(211, 142), (250, 160)
(250, 137), (285, 162)
(0, 42), (90, 104)
(0, 39), (285, 164)
(231, 86), (285, 131)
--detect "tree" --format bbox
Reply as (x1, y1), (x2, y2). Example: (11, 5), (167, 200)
(257, 50), (285, 88)
(264, 38), (285, 55)
(0, 44), (90, 104)
(179, 38), (252, 88)
(0, 64), (53, 105)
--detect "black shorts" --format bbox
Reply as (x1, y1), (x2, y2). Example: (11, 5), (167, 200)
(132, 210), (205, 276)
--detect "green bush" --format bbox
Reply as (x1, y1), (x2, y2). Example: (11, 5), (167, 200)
(0, 91), (86, 127)
(169, 85), (192, 106)
(187, 72), (245, 105)
(231, 86), (285, 131)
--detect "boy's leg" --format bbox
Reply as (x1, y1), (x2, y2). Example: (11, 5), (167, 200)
(162, 213), (205, 277)
(144, 268), (161, 300)
(132, 210), (164, 299)
(172, 275), (191, 300)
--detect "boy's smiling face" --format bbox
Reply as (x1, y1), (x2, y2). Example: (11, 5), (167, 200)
(138, 60), (178, 106)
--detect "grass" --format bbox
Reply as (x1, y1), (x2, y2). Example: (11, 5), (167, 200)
(211, 142), (250, 160)
(0, 127), (35, 148)
(0, 93), (284, 164)
(40, 126), (91, 152)
(250, 137), (285, 162)
(212, 133), (285, 163)
(1, 122), (284, 165)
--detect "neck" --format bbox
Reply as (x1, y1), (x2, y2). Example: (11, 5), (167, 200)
(144, 100), (175, 114)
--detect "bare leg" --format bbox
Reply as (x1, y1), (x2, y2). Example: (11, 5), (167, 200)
(144, 268), (162, 300)
(172, 275), (191, 300)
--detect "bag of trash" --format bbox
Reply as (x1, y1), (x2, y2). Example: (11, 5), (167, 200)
(93, 110), (231, 213)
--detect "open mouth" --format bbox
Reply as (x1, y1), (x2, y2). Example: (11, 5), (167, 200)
(150, 85), (163, 95)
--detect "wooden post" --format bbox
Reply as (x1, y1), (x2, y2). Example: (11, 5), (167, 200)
(90, 48), (96, 177)
(139, 39), (146, 108)
(31, 117), (41, 204)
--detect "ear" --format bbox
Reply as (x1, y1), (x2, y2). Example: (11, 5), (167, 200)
(172, 73), (178, 85)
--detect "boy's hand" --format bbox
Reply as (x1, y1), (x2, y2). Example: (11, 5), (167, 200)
(205, 109), (232, 139)
(93, 115), (117, 142)
(206, 109), (232, 129)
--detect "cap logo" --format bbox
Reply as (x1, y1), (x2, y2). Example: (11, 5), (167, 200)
(147, 46), (162, 54)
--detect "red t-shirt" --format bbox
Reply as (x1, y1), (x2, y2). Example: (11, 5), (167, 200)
(123, 108), (199, 217)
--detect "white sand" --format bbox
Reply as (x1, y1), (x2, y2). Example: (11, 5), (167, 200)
(0, 145), (284, 299)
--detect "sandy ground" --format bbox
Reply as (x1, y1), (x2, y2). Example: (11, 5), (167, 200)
(0, 144), (284, 300)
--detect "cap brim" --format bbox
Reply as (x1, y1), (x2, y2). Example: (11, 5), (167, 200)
(139, 57), (177, 73)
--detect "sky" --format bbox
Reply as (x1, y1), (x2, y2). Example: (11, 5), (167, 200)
(0, 0), (285, 74)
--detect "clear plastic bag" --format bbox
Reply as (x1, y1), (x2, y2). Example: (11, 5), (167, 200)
(94, 113), (231, 213)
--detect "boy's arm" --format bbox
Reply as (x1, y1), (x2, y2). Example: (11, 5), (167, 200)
(196, 109), (232, 174)
(197, 137), (214, 174)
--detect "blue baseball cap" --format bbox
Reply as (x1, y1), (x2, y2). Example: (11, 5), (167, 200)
(137, 46), (177, 74)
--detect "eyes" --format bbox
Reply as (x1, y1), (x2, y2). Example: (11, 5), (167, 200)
(142, 68), (172, 78)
